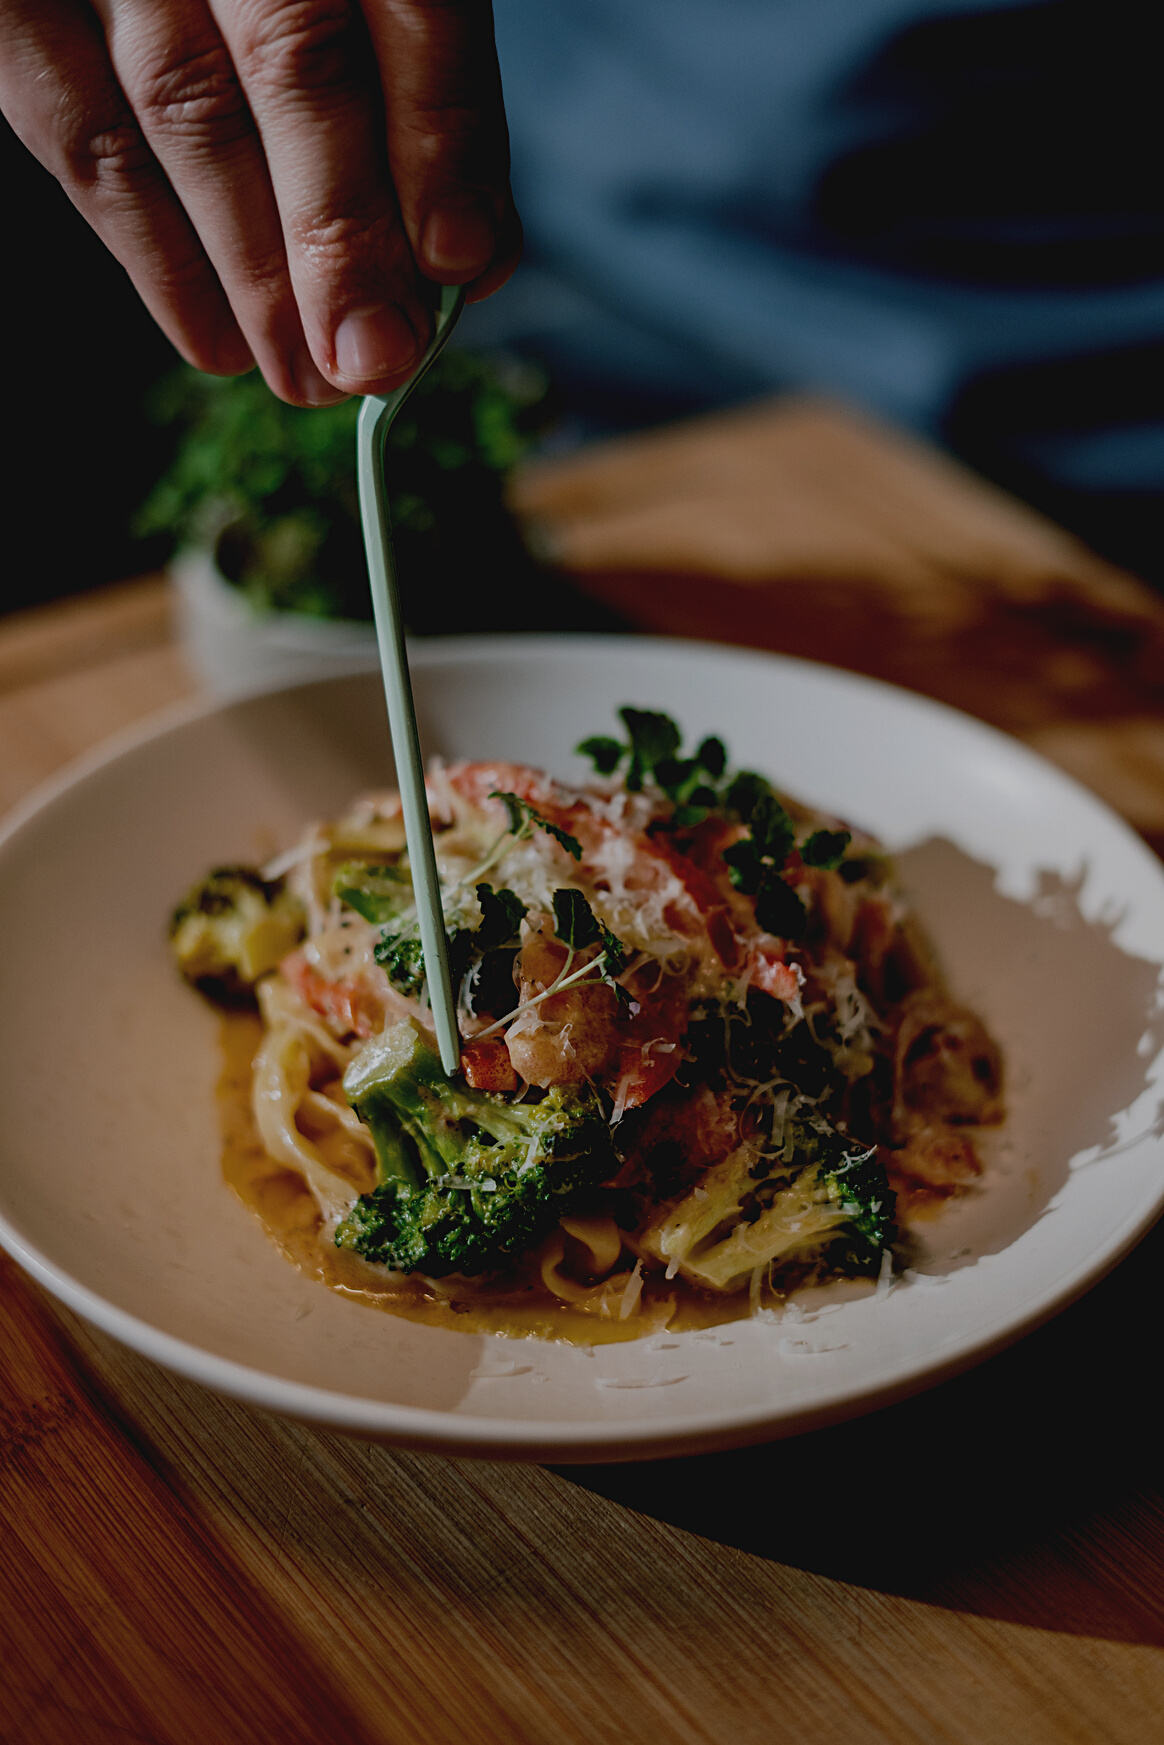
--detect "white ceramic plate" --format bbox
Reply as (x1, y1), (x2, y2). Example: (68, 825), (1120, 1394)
(2, 637), (1163, 1462)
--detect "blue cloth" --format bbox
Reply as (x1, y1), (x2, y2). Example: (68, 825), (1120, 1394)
(464, 0), (1164, 498)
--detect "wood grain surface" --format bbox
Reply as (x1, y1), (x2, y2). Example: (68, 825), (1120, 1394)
(5, 405), (1164, 1743)
(514, 397), (1164, 856)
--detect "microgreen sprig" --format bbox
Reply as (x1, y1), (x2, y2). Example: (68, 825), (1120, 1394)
(474, 887), (635, 1039)
(577, 707), (727, 825)
(490, 791), (583, 859)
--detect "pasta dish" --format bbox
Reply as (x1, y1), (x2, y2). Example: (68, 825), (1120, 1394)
(171, 708), (1003, 1339)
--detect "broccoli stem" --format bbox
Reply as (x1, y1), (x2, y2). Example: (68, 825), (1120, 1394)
(344, 1019), (535, 1167)
(368, 1110), (427, 1199)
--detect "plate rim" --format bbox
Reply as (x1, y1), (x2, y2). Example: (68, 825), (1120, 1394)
(3, 1189), (1159, 1463)
(3, 632), (1164, 1462)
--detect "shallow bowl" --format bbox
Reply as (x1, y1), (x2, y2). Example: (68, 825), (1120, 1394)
(2, 636), (1163, 1461)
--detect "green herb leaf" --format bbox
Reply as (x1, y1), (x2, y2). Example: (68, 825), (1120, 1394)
(607, 979), (636, 1014)
(722, 838), (764, 895)
(696, 736), (727, 779)
(801, 829), (852, 870)
(475, 883), (527, 950)
(491, 790), (527, 835)
(619, 707), (682, 766)
(490, 791), (583, 860)
(748, 793), (796, 868)
(597, 923), (630, 978)
(551, 889), (630, 979)
(530, 806), (583, 860)
(552, 888), (601, 950)
(575, 712), (731, 810)
(618, 707), (682, 791)
(576, 735), (623, 776)
(724, 770), (773, 822)
(671, 804), (709, 829)
(754, 871), (808, 942)
(653, 756), (695, 798)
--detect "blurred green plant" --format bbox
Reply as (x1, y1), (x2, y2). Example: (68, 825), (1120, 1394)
(134, 350), (550, 625)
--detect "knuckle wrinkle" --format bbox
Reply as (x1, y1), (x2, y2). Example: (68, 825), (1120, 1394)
(64, 110), (157, 190)
(239, 1), (357, 100)
(288, 204), (399, 265)
(135, 44), (253, 150)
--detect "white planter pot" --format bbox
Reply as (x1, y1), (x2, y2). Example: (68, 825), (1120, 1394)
(171, 548), (379, 699)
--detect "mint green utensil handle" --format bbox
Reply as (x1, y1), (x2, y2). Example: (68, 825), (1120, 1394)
(358, 284), (466, 1073)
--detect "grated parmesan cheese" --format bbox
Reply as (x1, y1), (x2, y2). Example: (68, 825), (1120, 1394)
(619, 1260), (645, 1321)
(875, 1248), (894, 1300)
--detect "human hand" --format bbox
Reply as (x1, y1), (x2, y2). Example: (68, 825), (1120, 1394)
(0, 0), (520, 404)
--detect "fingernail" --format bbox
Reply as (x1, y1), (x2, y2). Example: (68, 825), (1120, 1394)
(422, 195), (498, 276)
(334, 304), (420, 383)
(214, 329), (255, 376)
(293, 345), (346, 406)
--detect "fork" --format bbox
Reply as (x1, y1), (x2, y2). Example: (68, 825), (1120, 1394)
(357, 283), (466, 1073)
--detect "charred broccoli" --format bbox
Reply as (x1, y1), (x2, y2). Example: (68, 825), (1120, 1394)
(336, 1019), (617, 1276)
(169, 866), (305, 1002)
(639, 1103), (893, 1292)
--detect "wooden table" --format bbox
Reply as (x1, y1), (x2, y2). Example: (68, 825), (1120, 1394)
(5, 408), (1164, 1745)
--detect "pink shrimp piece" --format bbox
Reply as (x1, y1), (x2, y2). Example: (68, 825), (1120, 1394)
(446, 762), (621, 862)
(505, 930), (619, 1087)
(652, 837), (741, 967)
(602, 975), (689, 1110)
(749, 949), (801, 1003)
(281, 951), (385, 1040)
(675, 815), (747, 887)
(443, 761), (555, 813)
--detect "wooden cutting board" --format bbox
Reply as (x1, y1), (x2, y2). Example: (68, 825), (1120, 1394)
(513, 396), (1164, 852)
(4, 406), (1164, 1743)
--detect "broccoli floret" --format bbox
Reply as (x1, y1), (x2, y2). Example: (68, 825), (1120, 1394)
(638, 1105), (894, 1292)
(336, 1019), (617, 1276)
(170, 866), (305, 1003)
